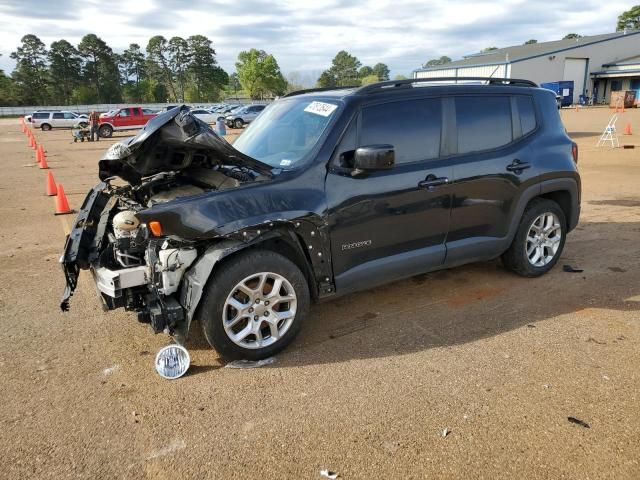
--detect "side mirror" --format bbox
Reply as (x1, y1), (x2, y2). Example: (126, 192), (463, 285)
(353, 145), (395, 174)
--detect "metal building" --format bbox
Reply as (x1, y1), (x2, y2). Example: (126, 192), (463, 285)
(414, 30), (640, 104)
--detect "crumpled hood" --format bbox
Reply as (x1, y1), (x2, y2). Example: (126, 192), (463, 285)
(98, 105), (272, 184)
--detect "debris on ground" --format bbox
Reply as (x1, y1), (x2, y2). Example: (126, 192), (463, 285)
(441, 428), (450, 438)
(225, 357), (277, 369)
(320, 469), (339, 479)
(568, 417), (590, 428)
(563, 265), (584, 273)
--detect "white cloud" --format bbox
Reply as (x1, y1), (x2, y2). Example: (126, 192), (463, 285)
(0, 0), (632, 79)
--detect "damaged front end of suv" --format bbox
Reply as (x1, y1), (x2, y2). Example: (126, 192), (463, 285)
(60, 106), (331, 352)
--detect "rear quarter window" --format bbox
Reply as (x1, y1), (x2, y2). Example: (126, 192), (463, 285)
(455, 96), (512, 154)
(515, 96), (537, 135)
(32, 112), (49, 119)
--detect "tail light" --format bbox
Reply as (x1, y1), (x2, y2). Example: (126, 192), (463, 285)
(571, 142), (578, 164)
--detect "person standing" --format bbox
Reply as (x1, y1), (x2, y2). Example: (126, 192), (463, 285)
(89, 110), (100, 141)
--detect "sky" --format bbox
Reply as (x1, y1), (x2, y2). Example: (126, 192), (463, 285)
(0, 0), (634, 84)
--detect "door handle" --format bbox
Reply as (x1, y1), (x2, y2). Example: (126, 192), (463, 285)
(418, 175), (449, 190)
(506, 160), (531, 172)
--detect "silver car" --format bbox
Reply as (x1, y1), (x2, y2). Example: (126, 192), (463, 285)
(32, 111), (89, 130)
(225, 104), (266, 128)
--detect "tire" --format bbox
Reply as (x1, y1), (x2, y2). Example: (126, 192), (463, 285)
(99, 124), (113, 138)
(197, 249), (310, 360)
(502, 198), (567, 277)
(79, 122), (88, 128)
(41, 123), (52, 131)
(234, 118), (244, 129)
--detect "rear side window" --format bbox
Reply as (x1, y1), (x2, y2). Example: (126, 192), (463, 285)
(52, 113), (64, 119)
(516, 96), (536, 135)
(360, 98), (441, 164)
(32, 112), (48, 119)
(455, 96), (512, 154)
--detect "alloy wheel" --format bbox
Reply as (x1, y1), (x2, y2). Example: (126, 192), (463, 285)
(525, 212), (562, 267)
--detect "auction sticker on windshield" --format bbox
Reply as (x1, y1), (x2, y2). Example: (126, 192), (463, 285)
(304, 101), (337, 117)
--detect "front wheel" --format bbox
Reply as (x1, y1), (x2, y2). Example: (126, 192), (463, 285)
(41, 123), (52, 131)
(502, 198), (567, 277)
(233, 118), (244, 129)
(197, 250), (310, 360)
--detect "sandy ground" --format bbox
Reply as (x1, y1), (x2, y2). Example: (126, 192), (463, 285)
(0, 107), (639, 479)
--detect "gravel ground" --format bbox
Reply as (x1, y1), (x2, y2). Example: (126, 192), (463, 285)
(0, 108), (639, 479)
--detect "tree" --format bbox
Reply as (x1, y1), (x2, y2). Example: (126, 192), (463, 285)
(617, 5), (640, 30)
(423, 56), (451, 68)
(228, 72), (241, 98)
(168, 36), (190, 101)
(187, 35), (227, 102)
(394, 74), (408, 80)
(524, 39), (538, 45)
(563, 33), (583, 39)
(121, 43), (146, 85)
(146, 35), (177, 100)
(236, 48), (287, 99)
(78, 34), (120, 103)
(358, 66), (374, 78)
(317, 70), (336, 88)
(372, 63), (390, 81)
(0, 56), (16, 106)
(10, 34), (49, 105)
(48, 39), (81, 104)
(481, 47), (498, 52)
(360, 74), (379, 85)
(323, 50), (361, 86)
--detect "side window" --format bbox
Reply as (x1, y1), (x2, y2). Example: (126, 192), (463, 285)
(516, 96), (536, 136)
(455, 96), (512, 154)
(118, 109), (130, 117)
(133, 109), (141, 116)
(360, 98), (442, 164)
(53, 113), (64, 119)
(64, 112), (75, 119)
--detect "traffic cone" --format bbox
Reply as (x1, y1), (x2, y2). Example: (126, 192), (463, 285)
(39, 151), (49, 169)
(624, 122), (632, 135)
(54, 184), (73, 215)
(575, 105), (579, 112)
(36, 145), (42, 164)
(46, 171), (57, 196)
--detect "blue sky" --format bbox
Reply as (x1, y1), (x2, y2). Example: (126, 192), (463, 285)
(0, 0), (633, 84)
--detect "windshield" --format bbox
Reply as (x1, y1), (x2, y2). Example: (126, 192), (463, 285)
(232, 97), (341, 168)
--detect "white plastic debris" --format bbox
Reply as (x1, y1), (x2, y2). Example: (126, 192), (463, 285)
(225, 357), (276, 369)
(320, 469), (338, 479)
(441, 428), (450, 438)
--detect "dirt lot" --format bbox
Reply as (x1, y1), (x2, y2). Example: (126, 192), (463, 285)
(1, 108), (639, 479)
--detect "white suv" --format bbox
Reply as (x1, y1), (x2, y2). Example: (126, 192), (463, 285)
(31, 111), (88, 131)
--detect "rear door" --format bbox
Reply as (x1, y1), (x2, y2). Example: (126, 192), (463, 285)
(445, 94), (540, 265)
(51, 112), (65, 128)
(326, 97), (453, 292)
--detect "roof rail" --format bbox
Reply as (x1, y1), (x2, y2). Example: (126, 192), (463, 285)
(283, 85), (359, 97)
(356, 77), (538, 94)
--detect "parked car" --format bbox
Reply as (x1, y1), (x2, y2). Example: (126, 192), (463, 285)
(225, 104), (266, 128)
(32, 111), (89, 130)
(60, 78), (580, 363)
(190, 108), (219, 124)
(98, 106), (157, 138)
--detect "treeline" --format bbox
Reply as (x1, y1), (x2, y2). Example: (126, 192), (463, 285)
(0, 34), (290, 106)
(317, 51), (394, 87)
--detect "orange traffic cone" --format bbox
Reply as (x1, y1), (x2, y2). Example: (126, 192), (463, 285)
(54, 184), (73, 215)
(46, 171), (57, 196)
(39, 151), (49, 169)
(36, 145), (42, 164)
(624, 123), (632, 135)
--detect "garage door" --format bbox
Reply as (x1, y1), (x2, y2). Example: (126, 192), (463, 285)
(563, 58), (587, 103)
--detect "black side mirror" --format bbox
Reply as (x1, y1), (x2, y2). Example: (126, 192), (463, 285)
(353, 145), (395, 174)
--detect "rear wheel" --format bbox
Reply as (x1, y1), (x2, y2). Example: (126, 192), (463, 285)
(234, 118), (244, 129)
(41, 123), (52, 131)
(502, 198), (566, 277)
(98, 124), (113, 138)
(197, 250), (310, 360)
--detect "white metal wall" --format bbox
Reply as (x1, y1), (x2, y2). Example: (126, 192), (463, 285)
(415, 64), (510, 79)
(563, 58), (588, 103)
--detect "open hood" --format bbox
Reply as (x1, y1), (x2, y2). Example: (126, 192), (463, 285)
(98, 105), (273, 184)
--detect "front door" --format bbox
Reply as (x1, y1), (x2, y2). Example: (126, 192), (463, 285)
(326, 97), (452, 293)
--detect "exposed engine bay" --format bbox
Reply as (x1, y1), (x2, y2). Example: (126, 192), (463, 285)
(60, 105), (273, 338)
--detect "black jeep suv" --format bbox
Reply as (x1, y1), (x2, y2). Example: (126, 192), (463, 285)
(61, 77), (580, 360)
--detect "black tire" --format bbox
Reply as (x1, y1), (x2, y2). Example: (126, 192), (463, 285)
(234, 118), (244, 129)
(41, 123), (52, 131)
(502, 198), (567, 277)
(197, 249), (310, 360)
(98, 124), (113, 138)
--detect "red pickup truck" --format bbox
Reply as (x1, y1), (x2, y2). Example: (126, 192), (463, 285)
(98, 107), (157, 138)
